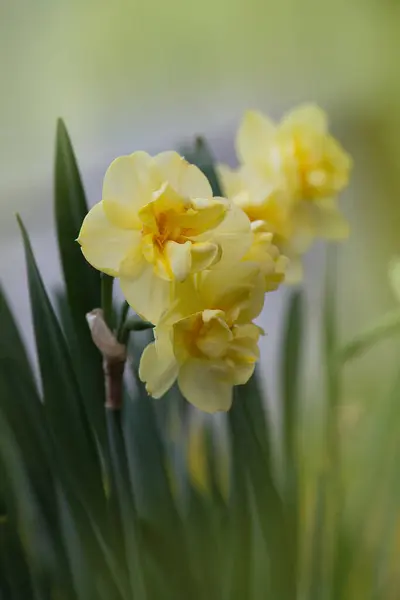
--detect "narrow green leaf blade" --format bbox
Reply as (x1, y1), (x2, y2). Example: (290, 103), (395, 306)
(16, 215), (105, 517)
(0, 284), (35, 386)
(230, 379), (296, 600)
(54, 119), (107, 449)
(54, 118), (100, 315)
(281, 290), (303, 581)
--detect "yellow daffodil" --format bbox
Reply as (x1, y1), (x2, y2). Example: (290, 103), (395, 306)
(218, 104), (352, 282)
(78, 151), (251, 324)
(139, 264), (264, 412)
(236, 104), (352, 203)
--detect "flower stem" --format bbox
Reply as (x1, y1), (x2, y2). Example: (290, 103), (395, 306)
(101, 274), (114, 330)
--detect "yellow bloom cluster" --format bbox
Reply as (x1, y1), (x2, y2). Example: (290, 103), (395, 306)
(78, 105), (351, 412)
(219, 104), (352, 281)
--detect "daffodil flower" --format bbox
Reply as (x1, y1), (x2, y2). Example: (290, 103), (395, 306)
(236, 104), (351, 204)
(139, 264), (264, 412)
(78, 151), (251, 324)
(218, 104), (352, 283)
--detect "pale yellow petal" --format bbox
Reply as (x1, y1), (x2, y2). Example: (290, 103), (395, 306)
(139, 342), (178, 399)
(196, 317), (232, 358)
(281, 104), (328, 133)
(207, 202), (252, 267)
(182, 198), (227, 233)
(190, 242), (220, 272)
(217, 164), (246, 198)
(119, 245), (147, 278)
(236, 110), (275, 165)
(164, 240), (192, 282)
(102, 152), (157, 229)
(155, 151), (212, 198)
(178, 359), (233, 413)
(297, 199), (349, 241)
(232, 362), (256, 385)
(196, 262), (262, 314)
(78, 201), (135, 276)
(388, 257), (400, 303)
(120, 265), (172, 325)
(283, 255), (304, 284)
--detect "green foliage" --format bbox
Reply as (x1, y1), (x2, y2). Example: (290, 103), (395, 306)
(0, 123), (398, 599)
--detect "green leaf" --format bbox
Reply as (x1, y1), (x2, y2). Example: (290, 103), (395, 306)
(181, 137), (223, 196)
(124, 374), (197, 600)
(0, 284), (35, 387)
(281, 290), (303, 581)
(323, 246), (343, 600)
(16, 215), (105, 519)
(229, 378), (296, 600)
(54, 118), (100, 316)
(307, 475), (327, 600)
(226, 421), (252, 600)
(54, 119), (107, 450)
(106, 408), (147, 600)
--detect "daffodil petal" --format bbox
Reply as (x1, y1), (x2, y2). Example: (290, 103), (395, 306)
(217, 164), (246, 198)
(281, 104), (327, 133)
(78, 201), (136, 276)
(119, 246), (147, 279)
(195, 315), (232, 359)
(103, 152), (157, 229)
(182, 198), (227, 233)
(164, 240), (192, 282)
(178, 359), (233, 413)
(196, 262), (262, 317)
(155, 151), (212, 198)
(190, 242), (220, 272)
(205, 202), (252, 267)
(139, 342), (178, 398)
(283, 255), (303, 284)
(232, 362), (256, 385)
(120, 265), (172, 324)
(236, 110), (275, 165)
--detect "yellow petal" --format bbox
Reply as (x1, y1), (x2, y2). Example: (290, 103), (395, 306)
(149, 182), (187, 217)
(216, 164), (245, 198)
(196, 262), (263, 321)
(181, 198), (227, 234)
(388, 258), (400, 303)
(190, 242), (220, 272)
(164, 240), (192, 281)
(120, 265), (172, 324)
(178, 359), (233, 413)
(236, 110), (275, 165)
(232, 362), (256, 385)
(102, 152), (157, 229)
(139, 342), (178, 398)
(206, 202), (252, 267)
(281, 104), (327, 133)
(78, 201), (136, 276)
(196, 316), (232, 358)
(283, 254), (304, 284)
(155, 151), (212, 198)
